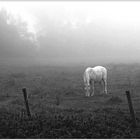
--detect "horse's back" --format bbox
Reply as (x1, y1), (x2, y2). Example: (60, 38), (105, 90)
(92, 66), (107, 72)
(90, 66), (107, 81)
(84, 66), (107, 79)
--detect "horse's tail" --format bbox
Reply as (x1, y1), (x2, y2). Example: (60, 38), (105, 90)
(83, 69), (90, 86)
(103, 67), (107, 81)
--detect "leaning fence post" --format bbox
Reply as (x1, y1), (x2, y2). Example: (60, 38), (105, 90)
(126, 90), (136, 127)
(22, 88), (31, 118)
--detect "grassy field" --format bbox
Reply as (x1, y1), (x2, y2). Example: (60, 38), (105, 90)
(0, 63), (140, 138)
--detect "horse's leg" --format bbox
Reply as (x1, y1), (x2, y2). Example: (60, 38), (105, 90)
(88, 87), (90, 96)
(103, 79), (107, 94)
(85, 84), (90, 97)
(91, 81), (94, 96)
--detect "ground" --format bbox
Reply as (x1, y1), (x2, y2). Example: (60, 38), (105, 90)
(0, 63), (140, 138)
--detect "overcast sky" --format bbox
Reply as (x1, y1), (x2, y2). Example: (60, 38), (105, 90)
(0, 1), (140, 65)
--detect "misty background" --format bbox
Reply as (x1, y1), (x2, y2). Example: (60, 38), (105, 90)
(0, 1), (140, 66)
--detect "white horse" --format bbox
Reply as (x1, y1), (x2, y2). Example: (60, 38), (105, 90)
(83, 66), (107, 96)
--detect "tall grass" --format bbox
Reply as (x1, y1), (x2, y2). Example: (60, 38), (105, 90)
(0, 107), (139, 138)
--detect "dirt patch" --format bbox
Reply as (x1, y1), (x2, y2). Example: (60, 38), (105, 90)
(106, 96), (123, 105)
(0, 96), (9, 102)
(11, 98), (24, 106)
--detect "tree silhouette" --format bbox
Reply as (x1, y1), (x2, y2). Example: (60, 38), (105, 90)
(0, 8), (37, 61)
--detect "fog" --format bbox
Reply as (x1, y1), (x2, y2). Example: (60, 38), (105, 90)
(0, 1), (140, 66)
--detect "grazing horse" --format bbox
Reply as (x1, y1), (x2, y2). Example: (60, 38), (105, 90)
(83, 66), (107, 96)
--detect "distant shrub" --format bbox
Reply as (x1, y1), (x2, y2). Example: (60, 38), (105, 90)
(30, 86), (44, 96)
(10, 73), (26, 79)
(55, 94), (62, 106)
(3, 78), (16, 88)
(11, 98), (24, 106)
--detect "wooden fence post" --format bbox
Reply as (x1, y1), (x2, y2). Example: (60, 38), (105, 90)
(22, 88), (31, 118)
(126, 90), (136, 127)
